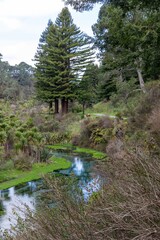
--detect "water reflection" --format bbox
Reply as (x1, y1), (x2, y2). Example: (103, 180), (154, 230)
(0, 187), (35, 232)
(80, 176), (101, 200)
(0, 152), (102, 233)
(73, 157), (84, 176)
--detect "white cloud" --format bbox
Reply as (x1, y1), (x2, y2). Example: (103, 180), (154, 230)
(0, 0), (64, 17)
(0, 0), (65, 65)
(1, 40), (38, 65)
(0, 0), (100, 65)
(0, 17), (22, 30)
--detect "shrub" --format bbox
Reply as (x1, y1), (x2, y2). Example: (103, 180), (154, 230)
(13, 152), (32, 171)
(40, 148), (52, 163)
(147, 105), (160, 134)
(44, 132), (71, 145)
(110, 78), (138, 106)
(129, 81), (160, 129)
(5, 146), (160, 240)
(73, 116), (114, 150)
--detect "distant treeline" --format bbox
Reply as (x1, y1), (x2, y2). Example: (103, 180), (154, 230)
(0, 54), (34, 101)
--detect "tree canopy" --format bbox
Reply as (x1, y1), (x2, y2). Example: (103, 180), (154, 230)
(34, 7), (94, 114)
(63, 0), (160, 11)
(0, 54), (34, 100)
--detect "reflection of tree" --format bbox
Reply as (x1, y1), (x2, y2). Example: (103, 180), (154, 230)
(1, 189), (10, 200)
(0, 199), (5, 215)
(15, 182), (30, 196)
(15, 182), (37, 196)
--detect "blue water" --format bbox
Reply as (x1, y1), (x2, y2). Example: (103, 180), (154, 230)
(0, 152), (102, 233)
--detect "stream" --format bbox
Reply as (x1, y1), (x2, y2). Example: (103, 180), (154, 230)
(0, 151), (102, 234)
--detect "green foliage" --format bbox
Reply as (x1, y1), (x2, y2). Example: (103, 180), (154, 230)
(86, 101), (115, 115)
(13, 152), (32, 171)
(44, 131), (71, 145)
(10, 62), (34, 87)
(98, 71), (117, 100)
(64, 0), (103, 11)
(130, 81), (160, 119)
(73, 147), (107, 159)
(47, 143), (74, 151)
(0, 54), (34, 100)
(47, 144), (106, 159)
(92, 0), (160, 99)
(0, 157), (71, 190)
(64, 0), (160, 11)
(73, 116), (114, 151)
(77, 64), (100, 112)
(35, 7), (94, 113)
(110, 78), (139, 105)
(90, 127), (113, 144)
(0, 105), (44, 163)
(40, 148), (51, 162)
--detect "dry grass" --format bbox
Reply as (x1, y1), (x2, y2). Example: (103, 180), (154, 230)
(3, 85), (160, 240)
(148, 106), (160, 133)
(3, 139), (160, 240)
(129, 82), (160, 130)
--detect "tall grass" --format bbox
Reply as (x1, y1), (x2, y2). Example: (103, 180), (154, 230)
(2, 82), (160, 240)
(3, 140), (160, 240)
(86, 101), (117, 115)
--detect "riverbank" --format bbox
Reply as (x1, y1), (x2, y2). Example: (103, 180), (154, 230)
(0, 146), (107, 190)
(0, 156), (71, 190)
(47, 144), (107, 159)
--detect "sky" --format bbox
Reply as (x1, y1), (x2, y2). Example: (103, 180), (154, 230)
(0, 0), (101, 66)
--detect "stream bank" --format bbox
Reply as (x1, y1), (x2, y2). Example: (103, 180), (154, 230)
(0, 148), (106, 235)
(0, 145), (106, 191)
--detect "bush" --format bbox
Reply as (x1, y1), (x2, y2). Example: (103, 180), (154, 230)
(71, 102), (82, 113)
(73, 116), (114, 150)
(44, 132), (71, 145)
(13, 152), (32, 171)
(110, 78), (138, 106)
(5, 146), (160, 240)
(40, 148), (52, 163)
(148, 106), (160, 134)
(129, 81), (160, 129)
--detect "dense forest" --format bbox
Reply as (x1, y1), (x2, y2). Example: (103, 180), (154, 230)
(0, 0), (160, 239)
(0, 55), (34, 100)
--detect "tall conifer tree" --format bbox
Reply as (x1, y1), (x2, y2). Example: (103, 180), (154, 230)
(34, 20), (55, 110)
(35, 7), (94, 114)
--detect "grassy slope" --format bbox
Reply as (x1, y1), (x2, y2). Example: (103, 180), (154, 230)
(0, 156), (71, 190)
(0, 145), (106, 190)
(73, 147), (107, 159)
(86, 102), (117, 115)
(47, 144), (107, 160)
(0, 102), (110, 191)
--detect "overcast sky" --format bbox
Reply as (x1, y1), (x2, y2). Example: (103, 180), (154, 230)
(0, 0), (101, 66)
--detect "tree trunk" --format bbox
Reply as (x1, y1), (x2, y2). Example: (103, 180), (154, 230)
(49, 101), (53, 114)
(82, 102), (85, 116)
(61, 98), (68, 115)
(4, 142), (9, 158)
(49, 101), (53, 109)
(136, 68), (146, 93)
(54, 98), (59, 114)
(61, 98), (65, 115)
(26, 144), (32, 157)
(65, 99), (68, 114)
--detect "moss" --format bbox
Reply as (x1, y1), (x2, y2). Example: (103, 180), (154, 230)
(0, 210), (5, 216)
(46, 143), (74, 151)
(0, 157), (71, 190)
(0, 168), (20, 183)
(47, 144), (107, 160)
(73, 147), (107, 159)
